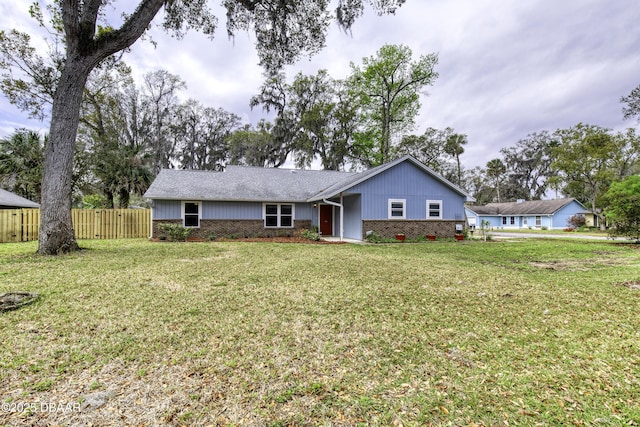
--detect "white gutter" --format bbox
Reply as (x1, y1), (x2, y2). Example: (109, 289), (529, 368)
(322, 195), (344, 241)
(149, 204), (154, 239)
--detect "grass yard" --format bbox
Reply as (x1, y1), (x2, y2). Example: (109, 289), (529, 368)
(0, 238), (639, 426)
(488, 228), (610, 237)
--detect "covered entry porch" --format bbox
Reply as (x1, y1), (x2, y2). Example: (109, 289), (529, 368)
(312, 194), (362, 241)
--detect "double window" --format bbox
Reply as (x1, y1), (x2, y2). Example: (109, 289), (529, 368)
(426, 200), (442, 219)
(264, 204), (294, 228)
(183, 201), (200, 228)
(388, 199), (406, 219)
(387, 199), (444, 220)
(502, 216), (516, 225)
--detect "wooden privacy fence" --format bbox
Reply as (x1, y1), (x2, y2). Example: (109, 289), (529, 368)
(0, 209), (151, 243)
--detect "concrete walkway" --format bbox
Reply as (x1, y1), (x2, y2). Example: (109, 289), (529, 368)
(321, 236), (368, 244)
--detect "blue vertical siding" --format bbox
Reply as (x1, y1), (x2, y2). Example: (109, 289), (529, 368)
(343, 194), (362, 239)
(153, 199), (313, 221)
(521, 215), (547, 229)
(350, 161), (466, 220)
(201, 201), (313, 220)
(311, 204), (319, 228)
(295, 203), (313, 221)
(479, 216), (503, 228)
(552, 201), (583, 229)
(153, 200), (181, 219)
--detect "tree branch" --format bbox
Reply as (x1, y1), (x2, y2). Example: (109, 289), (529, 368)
(61, 0), (81, 53)
(90, 0), (165, 65)
(80, 0), (102, 26)
(78, 0), (103, 43)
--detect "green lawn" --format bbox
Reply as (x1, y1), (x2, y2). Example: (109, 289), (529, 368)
(488, 227), (609, 237)
(1, 239), (639, 426)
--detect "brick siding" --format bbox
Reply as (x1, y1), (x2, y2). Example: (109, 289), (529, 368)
(153, 219), (463, 241)
(361, 220), (464, 239)
(152, 219), (312, 240)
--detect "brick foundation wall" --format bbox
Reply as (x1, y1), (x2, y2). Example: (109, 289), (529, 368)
(361, 220), (464, 239)
(152, 219), (312, 240)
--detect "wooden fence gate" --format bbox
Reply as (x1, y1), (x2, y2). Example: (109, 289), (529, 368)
(0, 209), (151, 243)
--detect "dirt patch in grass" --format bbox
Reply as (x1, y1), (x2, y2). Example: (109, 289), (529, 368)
(528, 254), (632, 271)
(528, 260), (591, 271)
(617, 280), (640, 290)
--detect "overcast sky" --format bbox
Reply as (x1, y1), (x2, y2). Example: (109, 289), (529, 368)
(1, 0), (639, 169)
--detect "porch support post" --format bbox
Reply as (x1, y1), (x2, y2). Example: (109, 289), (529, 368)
(340, 193), (344, 241)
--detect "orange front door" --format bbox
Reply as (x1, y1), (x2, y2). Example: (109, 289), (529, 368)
(320, 204), (333, 236)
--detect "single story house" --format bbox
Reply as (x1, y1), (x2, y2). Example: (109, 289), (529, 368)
(0, 188), (40, 209)
(144, 155), (474, 241)
(464, 198), (588, 230)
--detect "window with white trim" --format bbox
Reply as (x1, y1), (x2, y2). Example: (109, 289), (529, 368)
(502, 216), (516, 225)
(388, 199), (406, 219)
(183, 201), (200, 228)
(535, 215), (542, 227)
(426, 200), (442, 219)
(264, 203), (294, 228)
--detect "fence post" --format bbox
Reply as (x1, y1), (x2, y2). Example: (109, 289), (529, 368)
(22, 209), (39, 241)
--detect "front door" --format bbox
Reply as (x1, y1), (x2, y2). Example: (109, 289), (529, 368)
(320, 204), (333, 236)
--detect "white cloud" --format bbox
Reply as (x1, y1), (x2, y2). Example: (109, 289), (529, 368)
(1, 0), (639, 169)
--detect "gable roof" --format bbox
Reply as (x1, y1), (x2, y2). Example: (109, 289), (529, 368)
(0, 189), (39, 208)
(144, 155), (474, 203)
(466, 198), (584, 216)
(308, 155), (474, 202)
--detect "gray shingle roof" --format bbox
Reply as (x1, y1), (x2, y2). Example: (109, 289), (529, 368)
(144, 156), (474, 203)
(466, 198), (584, 215)
(0, 189), (39, 208)
(144, 166), (357, 202)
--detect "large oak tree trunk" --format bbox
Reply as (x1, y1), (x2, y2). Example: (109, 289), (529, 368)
(35, 0), (164, 254)
(38, 60), (91, 254)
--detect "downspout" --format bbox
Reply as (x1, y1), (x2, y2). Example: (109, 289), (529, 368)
(149, 202), (154, 239)
(322, 195), (344, 241)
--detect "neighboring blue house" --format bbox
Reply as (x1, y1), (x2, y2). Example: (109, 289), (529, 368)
(144, 155), (474, 241)
(0, 189), (40, 209)
(464, 198), (588, 230)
